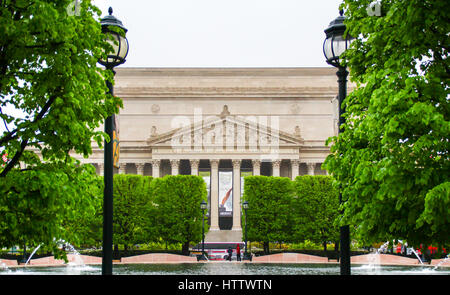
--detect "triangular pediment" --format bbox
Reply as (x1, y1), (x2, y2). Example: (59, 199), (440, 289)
(147, 113), (303, 150)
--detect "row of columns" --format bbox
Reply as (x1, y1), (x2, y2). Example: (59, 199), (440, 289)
(97, 159), (319, 178)
(96, 159), (320, 232)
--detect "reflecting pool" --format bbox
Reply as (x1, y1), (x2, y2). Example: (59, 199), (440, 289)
(1, 263), (449, 275)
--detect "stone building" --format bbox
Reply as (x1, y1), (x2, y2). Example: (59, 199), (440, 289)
(80, 67), (345, 242)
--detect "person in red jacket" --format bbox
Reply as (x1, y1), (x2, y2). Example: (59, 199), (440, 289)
(236, 244), (241, 261)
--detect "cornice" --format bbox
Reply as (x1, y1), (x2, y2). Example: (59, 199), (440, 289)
(115, 67), (338, 78)
(114, 87), (340, 98)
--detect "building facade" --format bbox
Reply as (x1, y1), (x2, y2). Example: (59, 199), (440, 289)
(81, 67), (344, 241)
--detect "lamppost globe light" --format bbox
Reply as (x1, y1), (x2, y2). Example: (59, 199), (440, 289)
(200, 200), (207, 210)
(243, 201), (249, 210)
(323, 9), (354, 68)
(323, 9), (352, 275)
(98, 7), (128, 276)
(98, 7), (129, 68)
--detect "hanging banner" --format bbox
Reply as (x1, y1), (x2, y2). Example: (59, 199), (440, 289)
(112, 114), (120, 168)
(219, 171), (233, 217)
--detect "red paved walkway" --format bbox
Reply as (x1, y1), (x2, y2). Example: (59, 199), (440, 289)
(1, 252), (449, 267)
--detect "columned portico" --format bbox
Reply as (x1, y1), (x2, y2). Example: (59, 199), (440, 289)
(170, 159), (180, 175)
(252, 159), (261, 176)
(135, 163), (145, 175)
(151, 159), (160, 178)
(291, 159), (300, 180)
(209, 159), (220, 231)
(190, 159), (200, 176)
(306, 162), (316, 175)
(272, 160), (281, 177)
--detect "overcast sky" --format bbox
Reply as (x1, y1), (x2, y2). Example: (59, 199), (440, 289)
(1, 0), (345, 135)
(92, 0), (344, 68)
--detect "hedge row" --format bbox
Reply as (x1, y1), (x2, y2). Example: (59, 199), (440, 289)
(66, 174), (207, 256)
(243, 175), (339, 254)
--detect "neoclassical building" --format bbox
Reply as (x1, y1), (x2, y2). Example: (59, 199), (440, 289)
(81, 67), (346, 242)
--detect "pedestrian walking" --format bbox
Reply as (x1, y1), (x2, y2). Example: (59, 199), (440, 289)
(227, 247), (233, 261)
(236, 244), (241, 261)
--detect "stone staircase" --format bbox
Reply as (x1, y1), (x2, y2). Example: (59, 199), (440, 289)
(205, 229), (242, 243)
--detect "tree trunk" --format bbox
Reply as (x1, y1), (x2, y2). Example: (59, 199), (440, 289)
(323, 241), (328, 254)
(113, 244), (120, 260)
(263, 241), (270, 255)
(182, 242), (190, 256)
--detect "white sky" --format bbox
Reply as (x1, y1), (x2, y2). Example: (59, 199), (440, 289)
(92, 0), (344, 68)
(0, 0), (344, 136)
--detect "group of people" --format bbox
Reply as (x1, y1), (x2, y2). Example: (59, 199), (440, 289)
(226, 243), (242, 261)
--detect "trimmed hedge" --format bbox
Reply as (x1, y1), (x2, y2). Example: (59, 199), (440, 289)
(243, 175), (340, 254)
(292, 175), (339, 252)
(150, 175), (208, 255)
(113, 174), (153, 249)
(243, 176), (294, 254)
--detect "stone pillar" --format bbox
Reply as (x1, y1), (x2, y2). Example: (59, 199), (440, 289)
(151, 159), (160, 178)
(210, 159), (220, 231)
(291, 159), (300, 180)
(307, 162), (316, 175)
(190, 159), (200, 176)
(272, 159), (281, 177)
(232, 159), (241, 230)
(252, 159), (261, 176)
(118, 163), (126, 174)
(98, 163), (104, 176)
(170, 159), (179, 176)
(135, 163), (145, 176)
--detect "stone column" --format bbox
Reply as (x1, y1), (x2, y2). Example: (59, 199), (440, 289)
(210, 159), (220, 231)
(170, 159), (179, 176)
(151, 159), (160, 178)
(135, 163), (145, 176)
(232, 159), (242, 231)
(272, 159), (281, 177)
(307, 162), (316, 175)
(190, 159), (200, 176)
(118, 163), (126, 174)
(98, 163), (104, 176)
(291, 159), (300, 180)
(252, 159), (261, 176)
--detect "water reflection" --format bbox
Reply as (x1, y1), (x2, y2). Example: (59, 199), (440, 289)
(1, 263), (449, 275)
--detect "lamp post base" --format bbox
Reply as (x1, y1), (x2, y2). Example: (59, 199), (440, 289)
(243, 252), (252, 261)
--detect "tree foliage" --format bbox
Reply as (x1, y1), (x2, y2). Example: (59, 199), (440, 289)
(112, 174), (153, 248)
(324, 0), (449, 247)
(0, 0), (120, 252)
(0, 160), (100, 258)
(150, 175), (208, 255)
(243, 176), (294, 254)
(292, 175), (339, 251)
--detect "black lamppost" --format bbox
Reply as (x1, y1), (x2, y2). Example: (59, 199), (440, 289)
(199, 200), (208, 261)
(242, 201), (251, 261)
(98, 7), (129, 276)
(323, 9), (354, 275)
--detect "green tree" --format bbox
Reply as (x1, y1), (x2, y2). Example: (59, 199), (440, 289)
(242, 176), (294, 254)
(151, 175), (208, 255)
(113, 174), (153, 250)
(324, 0), (449, 247)
(292, 175), (339, 253)
(63, 174), (103, 249)
(0, 0), (120, 254)
(0, 160), (100, 258)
